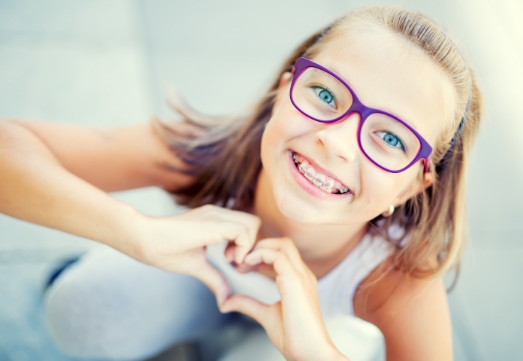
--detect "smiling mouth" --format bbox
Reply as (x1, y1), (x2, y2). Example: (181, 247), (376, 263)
(292, 152), (352, 195)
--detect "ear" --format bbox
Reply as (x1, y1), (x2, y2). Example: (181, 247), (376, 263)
(278, 72), (292, 89)
(391, 171), (433, 207)
(273, 72), (293, 109)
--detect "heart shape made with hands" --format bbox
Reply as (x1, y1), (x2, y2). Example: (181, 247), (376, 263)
(217, 237), (335, 361)
(224, 241), (278, 281)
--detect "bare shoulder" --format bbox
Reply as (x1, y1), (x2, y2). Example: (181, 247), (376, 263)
(353, 257), (453, 361)
(7, 118), (195, 192)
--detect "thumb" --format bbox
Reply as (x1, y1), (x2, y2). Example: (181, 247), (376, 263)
(192, 262), (231, 306)
(220, 295), (269, 326)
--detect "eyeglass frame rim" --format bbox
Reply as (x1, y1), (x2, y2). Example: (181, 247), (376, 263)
(289, 57), (433, 174)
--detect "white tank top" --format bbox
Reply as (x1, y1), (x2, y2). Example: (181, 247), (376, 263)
(206, 232), (395, 317)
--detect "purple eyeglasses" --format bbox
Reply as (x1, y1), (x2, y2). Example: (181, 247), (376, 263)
(289, 57), (433, 173)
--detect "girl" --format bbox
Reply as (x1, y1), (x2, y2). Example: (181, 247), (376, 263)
(0, 6), (482, 361)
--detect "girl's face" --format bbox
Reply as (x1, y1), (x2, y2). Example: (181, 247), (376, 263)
(260, 27), (454, 225)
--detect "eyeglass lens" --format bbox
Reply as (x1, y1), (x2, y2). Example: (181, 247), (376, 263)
(291, 67), (422, 171)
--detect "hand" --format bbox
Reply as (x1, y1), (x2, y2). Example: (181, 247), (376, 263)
(130, 204), (260, 305)
(220, 238), (346, 361)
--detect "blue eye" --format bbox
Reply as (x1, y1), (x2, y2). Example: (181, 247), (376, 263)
(312, 86), (336, 107)
(376, 131), (406, 151)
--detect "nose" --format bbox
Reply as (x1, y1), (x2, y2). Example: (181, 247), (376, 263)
(315, 112), (361, 163)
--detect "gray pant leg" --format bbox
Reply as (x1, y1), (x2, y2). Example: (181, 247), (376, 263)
(44, 246), (232, 360)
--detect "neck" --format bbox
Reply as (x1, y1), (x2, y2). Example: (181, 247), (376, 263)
(252, 170), (367, 265)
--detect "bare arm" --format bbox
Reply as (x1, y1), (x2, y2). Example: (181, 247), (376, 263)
(0, 118), (191, 257)
(10, 118), (192, 192)
(0, 118), (265, 302)
(354, 260), (453, 361)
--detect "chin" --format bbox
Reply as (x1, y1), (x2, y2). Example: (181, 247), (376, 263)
(274, 191), (335, 225)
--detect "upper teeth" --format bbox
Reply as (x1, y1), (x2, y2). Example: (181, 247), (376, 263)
(293, 153), (350, 194)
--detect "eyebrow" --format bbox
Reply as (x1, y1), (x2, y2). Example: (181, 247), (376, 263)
(324, 62), (420, 128)
(325, 63), (346, 82)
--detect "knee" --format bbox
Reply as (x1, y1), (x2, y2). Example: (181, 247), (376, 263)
(43, 281), (163, 360)
(42, 247), (229, 359)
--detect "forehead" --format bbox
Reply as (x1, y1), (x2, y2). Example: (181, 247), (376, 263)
(310, 27), (455, 145)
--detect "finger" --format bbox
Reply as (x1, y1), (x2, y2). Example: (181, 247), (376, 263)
(187, 220), (251, 255)
(180, 206), (260, 263)
(203, 207), (261, 262)
(224, 241), (235, 262)
(225, 241), (254, 267)
(244, 248), (297, 280)
(182, 204), (261, 242)
(211, 207), (261, 245)
(224, 241), (255, 268)
(239, 262), (276, 276)
(218, 222), (254, 264)
(233, 262), (258, 274)
(223, 243), (276, 276)
(191, 261), (231, 306)
(249, 263), (278, 280)
(220, 294), (273, 327)
(251, 237), (304, 269)
(224, 243), (257, 273)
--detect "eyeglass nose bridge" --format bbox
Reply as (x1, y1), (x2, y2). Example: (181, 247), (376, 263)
(329, 98), (376, 125)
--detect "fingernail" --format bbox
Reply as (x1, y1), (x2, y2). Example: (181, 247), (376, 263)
(218, 298), (230, 312)
(234, 251), (241, 264)
(217, 298), (225, 309)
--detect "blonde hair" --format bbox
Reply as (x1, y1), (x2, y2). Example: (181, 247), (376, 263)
(152, 6), (483, 279)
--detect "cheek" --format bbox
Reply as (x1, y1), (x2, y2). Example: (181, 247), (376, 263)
(261, 103), (308, 165)
(356, 167), (414, 214)
(260, 117), (280, 171)
(360, 177), (395, 217)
